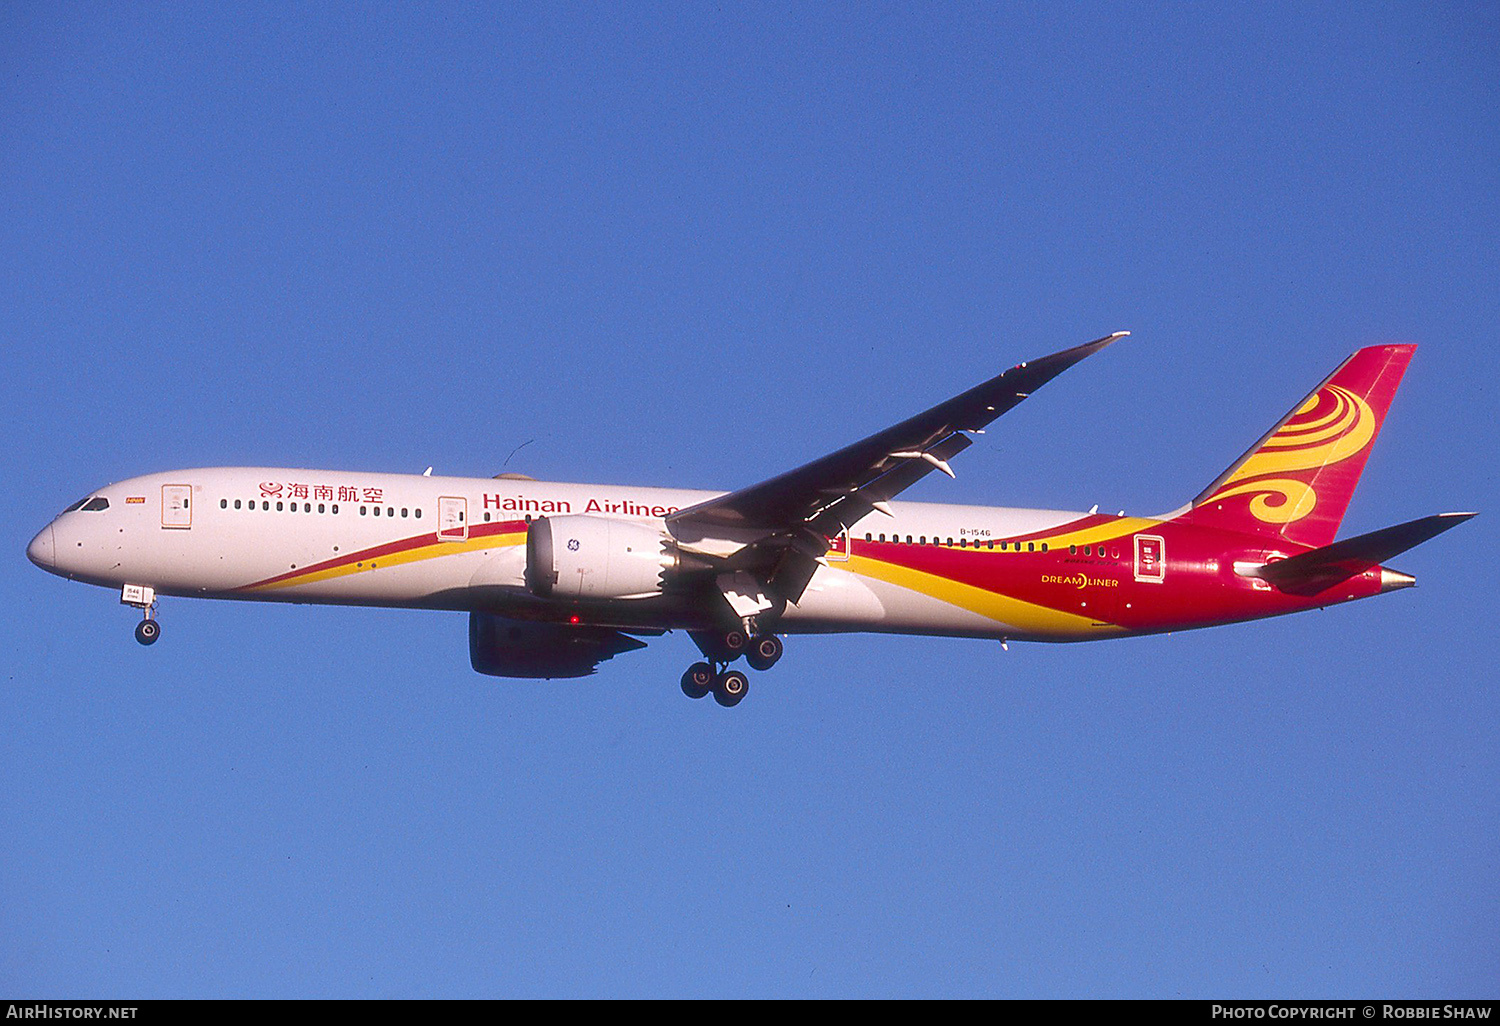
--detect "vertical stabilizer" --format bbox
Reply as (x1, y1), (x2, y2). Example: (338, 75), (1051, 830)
(1170, 345), (1416, 549)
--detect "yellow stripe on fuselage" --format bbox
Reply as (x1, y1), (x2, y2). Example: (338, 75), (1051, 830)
(844, 553), (1123, 637)
(1032, 516), (1160, 550)
(246, 530), (525, 592)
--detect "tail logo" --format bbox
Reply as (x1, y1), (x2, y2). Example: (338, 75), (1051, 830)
(1200, 384), (1376, 525)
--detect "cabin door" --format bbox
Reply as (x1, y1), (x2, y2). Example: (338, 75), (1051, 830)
(161, 485), (192, 529)
(1134, 534), (1165, 583)
(825, 526), (851, 562)
(438, 496), (468, 542)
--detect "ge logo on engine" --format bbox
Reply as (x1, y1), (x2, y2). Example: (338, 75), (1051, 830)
(567, 538), (580, 551)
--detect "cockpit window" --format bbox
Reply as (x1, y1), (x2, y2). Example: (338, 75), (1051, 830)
(80, 497), (110, 512)
(62, 497), (90, 513)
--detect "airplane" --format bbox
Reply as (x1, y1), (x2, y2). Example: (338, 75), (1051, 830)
(27, 334), (1474, 707)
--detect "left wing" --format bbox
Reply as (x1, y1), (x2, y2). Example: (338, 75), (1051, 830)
(666, 332), (1127, 602)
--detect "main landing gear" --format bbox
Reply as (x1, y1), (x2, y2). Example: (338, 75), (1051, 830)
(680, 662), (748, 707)
(745, 633), (783, 672)
(680, 628), (783, 707)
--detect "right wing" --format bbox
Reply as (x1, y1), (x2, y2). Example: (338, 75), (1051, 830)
(666, 332), (1128, 601)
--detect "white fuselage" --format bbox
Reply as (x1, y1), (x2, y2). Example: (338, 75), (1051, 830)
(28, 467), (1145, 641)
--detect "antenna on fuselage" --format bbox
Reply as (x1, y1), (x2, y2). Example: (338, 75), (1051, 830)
(501, 438), (535, 471)
(423, 467), (433, 477)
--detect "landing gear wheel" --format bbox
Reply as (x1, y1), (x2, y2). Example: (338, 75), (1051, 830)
(134, 619), (160, 646)
(681, 661), (714, 699)
(713, 669), (749, 707)
(719, 629), (749, 661)
(745, 634), (783, 672)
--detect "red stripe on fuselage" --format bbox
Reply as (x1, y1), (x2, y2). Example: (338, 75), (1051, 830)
(235, 518), (526, 591)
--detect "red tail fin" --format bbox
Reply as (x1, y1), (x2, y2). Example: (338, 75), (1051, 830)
(1170, 345), (1416, 548)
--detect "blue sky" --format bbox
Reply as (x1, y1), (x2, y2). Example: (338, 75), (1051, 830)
(3, 2), (1496, 998)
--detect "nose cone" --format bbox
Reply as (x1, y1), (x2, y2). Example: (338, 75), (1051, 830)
(27, 524), (55, 570)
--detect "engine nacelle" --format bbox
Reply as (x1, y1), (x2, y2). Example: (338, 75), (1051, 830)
(525, 515), (676, 600)
(469, 612), (647, 678)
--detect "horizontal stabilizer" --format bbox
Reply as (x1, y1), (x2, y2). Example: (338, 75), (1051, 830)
(1250, 512), (1476, 595)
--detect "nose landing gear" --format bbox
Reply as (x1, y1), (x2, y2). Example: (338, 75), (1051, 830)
(121, 584), (160, 646)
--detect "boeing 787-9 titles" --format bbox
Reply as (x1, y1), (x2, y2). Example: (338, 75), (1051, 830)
(27, 335), (1473, 707)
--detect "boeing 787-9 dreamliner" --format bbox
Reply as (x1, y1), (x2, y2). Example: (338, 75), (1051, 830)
(28, 335), (1473, 707)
